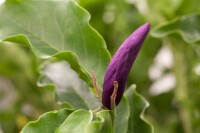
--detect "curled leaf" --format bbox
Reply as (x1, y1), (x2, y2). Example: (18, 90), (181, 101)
(151, 14), (200, 44)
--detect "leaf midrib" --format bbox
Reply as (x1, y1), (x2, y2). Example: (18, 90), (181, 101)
(5, 14), (59, 52)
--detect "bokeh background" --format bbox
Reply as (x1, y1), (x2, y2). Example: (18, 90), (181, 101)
(0, 0), (200, 132)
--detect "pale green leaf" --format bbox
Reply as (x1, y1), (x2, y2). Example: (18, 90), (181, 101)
(55, 109), (93, 133)
(151, 14), (200, 44)
(20, 108), (74, 133)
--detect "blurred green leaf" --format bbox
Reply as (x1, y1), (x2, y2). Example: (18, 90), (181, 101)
(21, 108), (74, 133)
(151, 14), (200, 44)
(0, 0), (111, 87)
(125, 85), (153, 133)
(38, 61), (99, 110)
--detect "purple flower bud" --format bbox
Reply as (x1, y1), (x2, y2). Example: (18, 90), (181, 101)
(102, 23), (150, 109)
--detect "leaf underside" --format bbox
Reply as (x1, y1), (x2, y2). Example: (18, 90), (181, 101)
(38, 61), (100, 110)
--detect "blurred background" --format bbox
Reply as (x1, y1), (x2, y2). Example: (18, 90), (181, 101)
(0, 0), (200, 132)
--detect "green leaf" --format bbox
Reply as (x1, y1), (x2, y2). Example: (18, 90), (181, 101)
(124, 85), (153, 133)
(151, 14), (200, 44)
(0, 0), (111, 87)
(86, 110), (113, 133)
(52, 109), (113, 133)
(55, 109), (93, 133)
(20, 108), (74, 133)
(114, 97), (130, 133)
(38, 61), (99, 110)
(21, 109), (113, 133)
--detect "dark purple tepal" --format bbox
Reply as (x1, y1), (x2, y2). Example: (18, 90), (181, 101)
(102, 23), (150, 109)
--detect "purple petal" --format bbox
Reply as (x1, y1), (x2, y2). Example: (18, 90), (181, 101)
(102, 23), (150, 109)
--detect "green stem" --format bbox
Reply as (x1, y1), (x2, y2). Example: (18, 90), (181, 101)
(109, 108), (116, 133)
(169, 38), (192, 133)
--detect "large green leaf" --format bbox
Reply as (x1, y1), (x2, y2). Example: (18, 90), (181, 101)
(0, 0), (111, 87)
(124, 85), (153, 133)
(151, 14), (200, 44)
(20, 108), (74, 133)
(38, 61), (99, 110)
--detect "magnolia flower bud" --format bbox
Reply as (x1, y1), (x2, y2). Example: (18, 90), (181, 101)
(102, 23), (150, 109)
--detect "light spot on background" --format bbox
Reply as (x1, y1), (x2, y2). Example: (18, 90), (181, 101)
(149, 73), (176, 96)
(0, 0), (5, 5)
(149, 46), (175, 95)
(194, 64), (200, 76)
(103, 4), (116, 24)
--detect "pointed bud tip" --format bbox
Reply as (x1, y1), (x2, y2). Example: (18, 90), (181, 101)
(144, 22), (151, 31)
(145, 22), (151, 27)
(137, 22), (151, 33)
(127, 22), (151, 45)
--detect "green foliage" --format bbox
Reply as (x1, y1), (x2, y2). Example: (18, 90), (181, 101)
(1, 0), (200, 133)
(21, 109), (74, 133)
(114, 97), (129, 133)
(86, 110), (113, 133)
(151, 14), (200, 44)
(19, 86), (151, 133)
(0, 0), (152, 133)
(38, 61), (99, 110)
(20, 109), (114, 133)
(125, 85), (153, 133)
(151, 16), (200, 133)
(149, 1), (200, 133)
(56, 110), (93, 133)
(0, 0), (111, 87)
